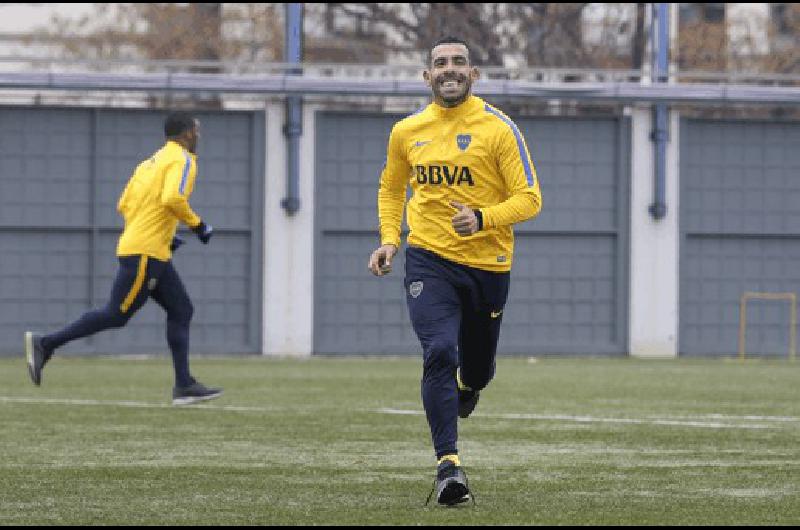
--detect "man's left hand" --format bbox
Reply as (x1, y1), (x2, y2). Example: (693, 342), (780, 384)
(192, 220), (213, 244)
(450, 201), (479, 236)
(170, 235), (185, 252)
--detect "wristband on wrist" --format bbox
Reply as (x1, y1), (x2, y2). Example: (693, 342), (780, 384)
(473, 209), (483, 231)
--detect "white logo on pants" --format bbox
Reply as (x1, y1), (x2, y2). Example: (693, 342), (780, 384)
(409, 281), (423, 298)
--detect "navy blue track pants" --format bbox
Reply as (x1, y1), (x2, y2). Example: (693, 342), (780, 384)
(404, 245), (510, 460)
(42, 255), (194, 387)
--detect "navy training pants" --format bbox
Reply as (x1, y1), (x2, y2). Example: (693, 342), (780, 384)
(42, 255), (195, 387)
(404, 245), (510, 460)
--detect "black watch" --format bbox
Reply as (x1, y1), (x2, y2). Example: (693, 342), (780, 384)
(473, 209), (483, 231)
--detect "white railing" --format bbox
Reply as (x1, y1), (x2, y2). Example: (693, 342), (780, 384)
(1, 56), (798, 86)
(1, 70), (799, 106)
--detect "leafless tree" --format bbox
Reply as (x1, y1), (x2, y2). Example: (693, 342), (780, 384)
(678, 3), (800, 75)
(29, 2), (799, 77)
(304, 3), (507, 65)
(306, 3), (643, 70)
(37, 4), (282, 67)
(31, 3), (284, 107)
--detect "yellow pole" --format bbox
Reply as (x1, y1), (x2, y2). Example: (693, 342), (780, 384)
(738, 292), (796, 361)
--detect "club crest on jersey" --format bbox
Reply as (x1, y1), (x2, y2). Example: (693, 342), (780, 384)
(456, 134), (471, 151)
(409, 281), (423, 298)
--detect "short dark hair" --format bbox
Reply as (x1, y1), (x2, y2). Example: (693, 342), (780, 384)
(429, 36), (471, 65)
(164, 112), (196, 138)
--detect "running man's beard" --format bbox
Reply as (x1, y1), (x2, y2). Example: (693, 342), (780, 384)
(436, 78), (471, 106)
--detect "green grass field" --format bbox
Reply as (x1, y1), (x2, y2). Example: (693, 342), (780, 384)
(1, 356), (798, 525)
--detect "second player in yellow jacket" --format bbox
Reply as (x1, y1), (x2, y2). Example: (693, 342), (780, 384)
(26, 112), (221, 406)
(117, 139), (203, 260)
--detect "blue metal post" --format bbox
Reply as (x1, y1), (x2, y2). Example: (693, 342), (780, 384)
(649, 3), (669, 220)
(281, 3), (303, 215)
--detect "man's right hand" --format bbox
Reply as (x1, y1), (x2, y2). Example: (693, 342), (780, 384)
(368, 244), (398, 276)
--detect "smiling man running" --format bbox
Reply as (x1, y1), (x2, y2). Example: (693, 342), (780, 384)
(368, 36), (543, 505)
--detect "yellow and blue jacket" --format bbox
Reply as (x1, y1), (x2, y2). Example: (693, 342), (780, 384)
(116, 140), (201, 260)
(379, 95), (542, 272)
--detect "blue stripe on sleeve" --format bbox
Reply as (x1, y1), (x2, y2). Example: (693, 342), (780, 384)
(179, 153), (191, 195)
(484, 104), (536, 187)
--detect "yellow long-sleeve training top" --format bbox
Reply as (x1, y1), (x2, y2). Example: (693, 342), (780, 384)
(116, 140), (202, 260)
(378, 95), (543, 272)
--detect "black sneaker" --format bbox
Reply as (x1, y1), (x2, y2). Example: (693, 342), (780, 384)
(25, 332), (52, 387)
(172, 381), (223, 406)
(427, 460), (471, 506)
(458, 389), (480, 419)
